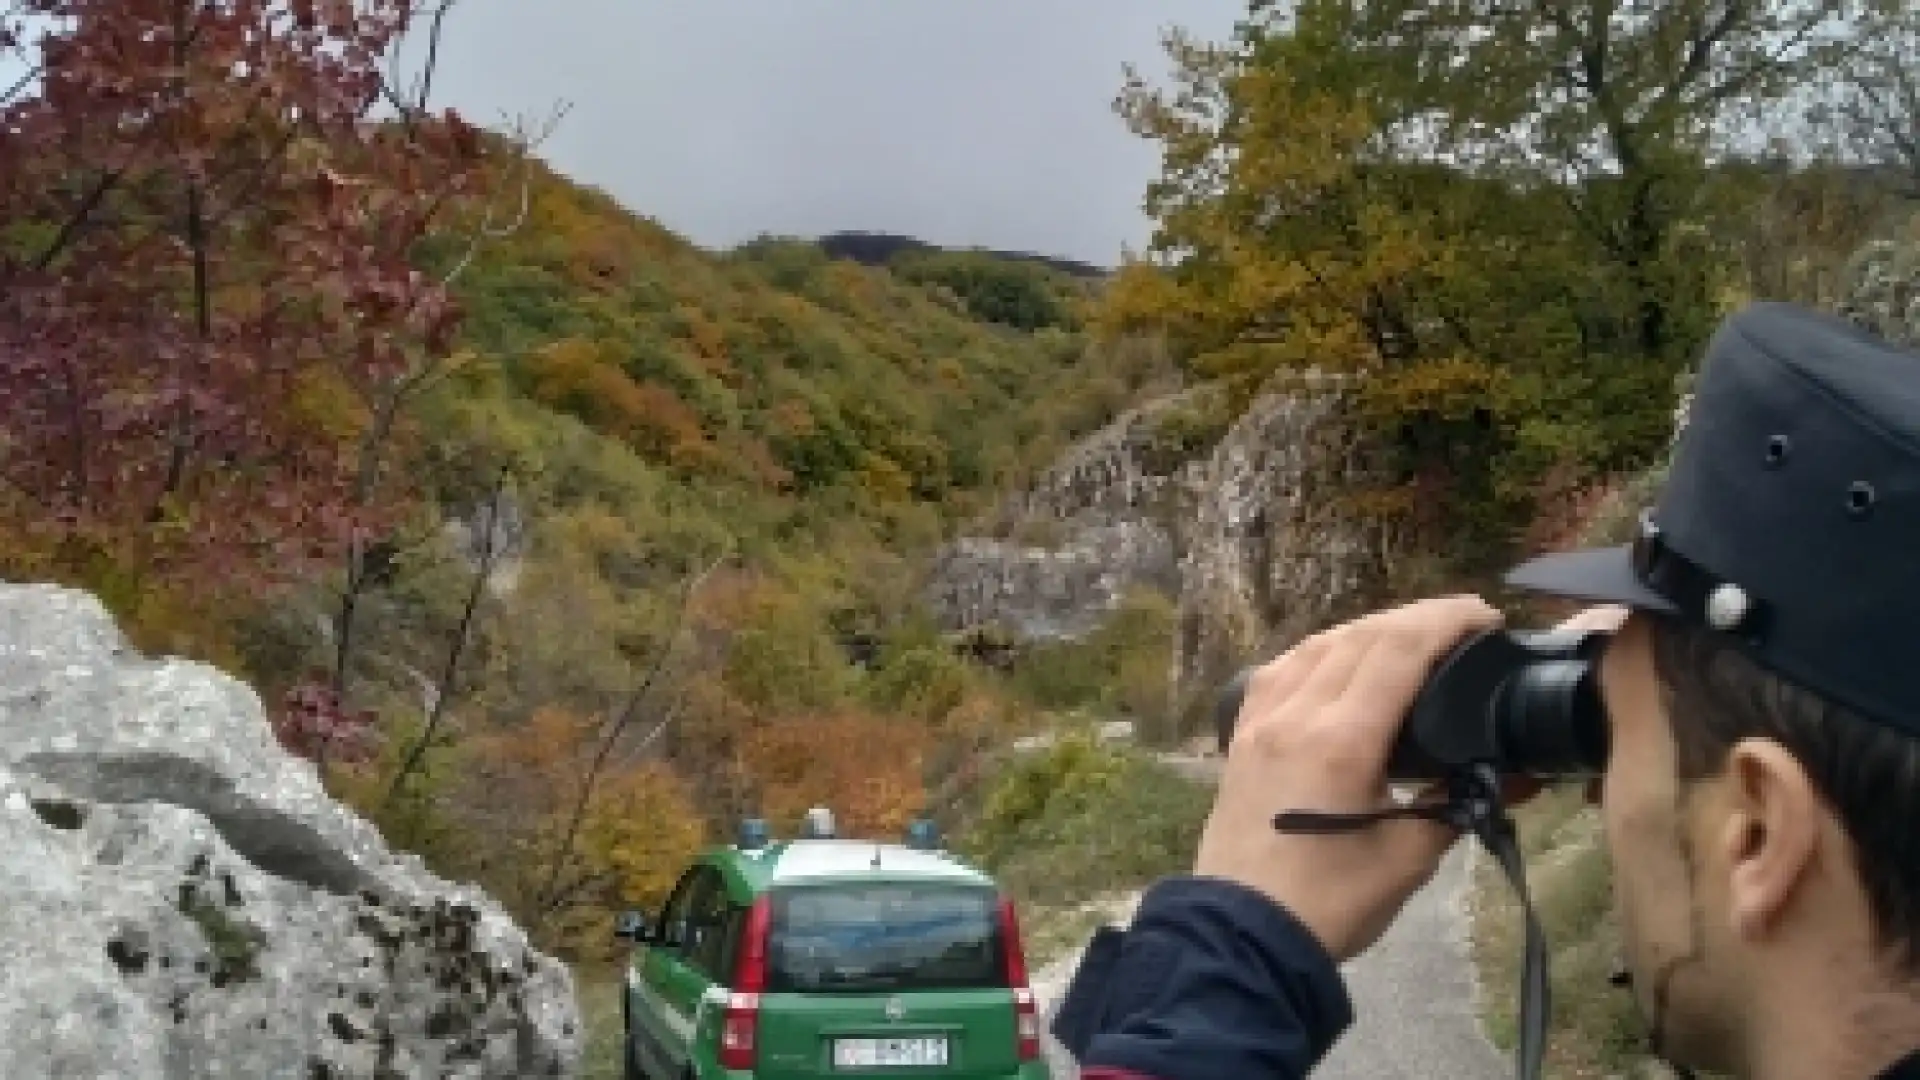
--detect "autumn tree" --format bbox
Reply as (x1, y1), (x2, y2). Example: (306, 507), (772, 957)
(1106, 8), (1606, 561)
(1817, 2), (1920, 195)
(1721, 159), (1903, 307)
(1837, 212), (1920, 347)
(1383, 0), (1859, 353)
(456, 705), (707, 959)
(1106, 0), (1862, 568)
(0, 1), (491, 643)
(738, 711), (933, 840)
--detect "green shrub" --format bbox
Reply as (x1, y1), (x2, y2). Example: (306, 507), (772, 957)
(1005, 589), (1179, 736)
(960, 731), (1211, 908)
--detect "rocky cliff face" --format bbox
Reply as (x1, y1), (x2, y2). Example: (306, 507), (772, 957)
(924, 372), (1376, 724)
(0, 582), (579, 1079)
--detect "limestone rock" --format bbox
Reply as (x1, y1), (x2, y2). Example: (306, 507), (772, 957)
(0, 582), (580, 1079)
(1838, 223), (1920, 349)
(1173, 377), (1371, 702)
(925, 524), (1178, 642)
(924, 372), (1373, 718)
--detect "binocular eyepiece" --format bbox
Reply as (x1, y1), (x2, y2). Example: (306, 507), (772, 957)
(1213, 628), (1613, 782)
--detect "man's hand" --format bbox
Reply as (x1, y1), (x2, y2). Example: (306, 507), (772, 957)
(1553, 604), (1629, 636)
(1193, 595), (1503, 962)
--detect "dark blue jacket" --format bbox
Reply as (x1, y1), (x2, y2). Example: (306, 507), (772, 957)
(1050, 876), (1352, 1079)
(1051, 876), (1920, 1080)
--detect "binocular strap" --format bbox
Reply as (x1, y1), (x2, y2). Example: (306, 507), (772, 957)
(1272, 765), (1548, 1080)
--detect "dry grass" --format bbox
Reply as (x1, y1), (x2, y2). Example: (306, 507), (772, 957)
(573, 962), (628, 1080)
(1462, 457), (1701, 1077)
(1021, 891), (1142, 973)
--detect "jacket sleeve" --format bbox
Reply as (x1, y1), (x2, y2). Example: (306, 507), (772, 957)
(1049, 876), (1354, 1080)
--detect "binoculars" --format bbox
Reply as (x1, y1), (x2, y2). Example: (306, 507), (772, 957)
(1212, 627), (1613, 782)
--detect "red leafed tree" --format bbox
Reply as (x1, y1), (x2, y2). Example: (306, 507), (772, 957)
(0, 1), (487, 605)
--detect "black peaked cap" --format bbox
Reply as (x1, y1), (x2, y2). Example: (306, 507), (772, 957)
(1506, 301), (1920, 736)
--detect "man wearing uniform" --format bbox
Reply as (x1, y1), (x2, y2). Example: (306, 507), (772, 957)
(1050, 301), (1920, 1080)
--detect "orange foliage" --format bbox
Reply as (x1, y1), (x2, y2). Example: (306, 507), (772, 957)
(685, 564), (782, 630)
(723, 434), (795, 493)
(676, 305), (737, 383)
(523, 336), (726, 472)
(625, 382), (722, 469)
(737, 711), (931, 839)
(768, 398), (817, 439)
(529, 186), (641, 287)
(824, 259), (880, 310)
(461, 706), (708, 957)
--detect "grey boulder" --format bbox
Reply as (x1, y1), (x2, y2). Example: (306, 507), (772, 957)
(0, 581), (581, 1079)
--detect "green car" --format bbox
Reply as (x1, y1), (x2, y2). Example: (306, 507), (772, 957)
(615, 809), (1051, 1080)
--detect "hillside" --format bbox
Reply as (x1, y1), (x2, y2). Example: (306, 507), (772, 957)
(809, 230), (1111, 281)
(337, 168), (1205, 1078)
(138, 153), (1196, 975)
(2, 16), (1197, 996)
(446, 173), (1114, 517)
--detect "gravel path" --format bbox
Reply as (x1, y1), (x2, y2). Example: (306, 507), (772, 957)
(1312, 844), (1508, 1079)
(1032, 758), (1507, 1080)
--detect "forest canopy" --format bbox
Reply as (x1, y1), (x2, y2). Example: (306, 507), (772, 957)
(1097, 0), (1911, 572)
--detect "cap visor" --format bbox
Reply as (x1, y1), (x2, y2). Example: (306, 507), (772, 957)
(1503, 545), (1677, 614)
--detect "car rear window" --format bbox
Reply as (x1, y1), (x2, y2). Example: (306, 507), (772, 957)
(766, 883), (1006, 993)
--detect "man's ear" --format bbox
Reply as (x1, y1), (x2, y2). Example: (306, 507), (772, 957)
(1720, 737), (1821, 940)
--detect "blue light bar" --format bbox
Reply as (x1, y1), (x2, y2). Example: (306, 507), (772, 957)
(737, 817), (770, 851)
(904, 818), (941, 850)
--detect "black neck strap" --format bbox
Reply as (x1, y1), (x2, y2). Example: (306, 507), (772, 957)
(1276, 767), (1697, 1080)
(1274, 765), (1546, 1080)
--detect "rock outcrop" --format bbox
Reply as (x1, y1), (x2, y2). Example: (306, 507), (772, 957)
(924, 372), (1375, 720)
(1840, 226), (1920, 348)
(0, 582), (580, 1079)
(927, 524), (1177, 642)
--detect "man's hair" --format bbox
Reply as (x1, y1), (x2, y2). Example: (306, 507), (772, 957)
(1650, 616), (1920, 973)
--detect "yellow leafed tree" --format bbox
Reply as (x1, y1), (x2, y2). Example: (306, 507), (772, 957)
(1097, 0), (1808, 569)
(461, 706), (707, 958)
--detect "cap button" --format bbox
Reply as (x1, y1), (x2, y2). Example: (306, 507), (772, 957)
(1705, 583), (1751, 632)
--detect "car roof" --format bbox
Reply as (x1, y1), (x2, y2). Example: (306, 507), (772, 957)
(710, 838), (995, 901)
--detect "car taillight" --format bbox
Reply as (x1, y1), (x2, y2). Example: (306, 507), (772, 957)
(999, 895), (1039, 1061)
(720, 897), (772, 1071)
(1012, 987), (1041, 1062)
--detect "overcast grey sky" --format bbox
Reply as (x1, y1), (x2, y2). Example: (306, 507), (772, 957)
(423, 2), (1248, 267)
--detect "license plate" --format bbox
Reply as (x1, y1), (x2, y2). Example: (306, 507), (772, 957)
(832, 1036), (950, 1069)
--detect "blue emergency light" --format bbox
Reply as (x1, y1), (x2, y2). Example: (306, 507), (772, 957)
(904, 818), (941, 851)
(736, 817), (770, 851)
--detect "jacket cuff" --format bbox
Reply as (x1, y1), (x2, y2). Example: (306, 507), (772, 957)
(1051, 876), (1353, 1077)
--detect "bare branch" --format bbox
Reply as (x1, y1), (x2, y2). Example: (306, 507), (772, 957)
(1823, 10), (1920, 190)
(532, 547), (732, 918)
(321, 345), (488, 721)
(379, 467), (511, 807)
(437, 101), (573, 287)
(380, 0), (462, 121)
(537, 867), (620, 916)
(31, 170), (123, 271)
(1, 61), (40, 107)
